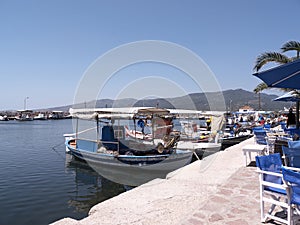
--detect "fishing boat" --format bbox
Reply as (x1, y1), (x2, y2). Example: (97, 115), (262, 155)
(64, 107), (193, 186)
(173, 110), (225, 158)
(15, 110), (34, 121)
(122, 109), (225, 159)
(49, 111), (65, 119)
(220, 122), (253, 149)
(0, 115), (9, 121)
(33, 113), (48, 120)
(220, 133), (253, 149)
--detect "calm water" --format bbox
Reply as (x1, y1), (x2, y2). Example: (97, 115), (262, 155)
(0, 120), (126, 225)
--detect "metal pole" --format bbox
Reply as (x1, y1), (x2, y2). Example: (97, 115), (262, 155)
(24, 97), (29, 110)
(297, 102), (299, 129)
(152, 114), (155, 145)
(76, 118), (79, 140)
(96, 114), (99, 142)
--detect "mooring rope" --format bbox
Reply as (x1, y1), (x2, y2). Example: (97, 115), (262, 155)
(51, 141), (66, 161)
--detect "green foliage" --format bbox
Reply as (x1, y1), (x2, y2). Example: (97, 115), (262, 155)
(253, 40), (300, 98)
(254, 52), (290, 72)
(281, 40), (300, 53)
(253, 82), (269, 93)
(254, 40), (300, 72)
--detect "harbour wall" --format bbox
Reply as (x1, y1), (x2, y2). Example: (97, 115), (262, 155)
(52, 137), (257, 225)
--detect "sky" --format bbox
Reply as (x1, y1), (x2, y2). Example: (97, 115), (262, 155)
(1, 0), (300, 110)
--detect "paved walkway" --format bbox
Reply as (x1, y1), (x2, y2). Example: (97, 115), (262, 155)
(52, 138), (291, 225)
(184, 166), (262, 225)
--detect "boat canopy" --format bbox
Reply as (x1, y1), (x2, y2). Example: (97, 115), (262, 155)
(69, 107), (225, 132)
(69, 107), (164, 120)
(17, 110), (33, 113)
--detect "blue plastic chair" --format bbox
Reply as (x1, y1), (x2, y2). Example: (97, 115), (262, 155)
(253, 126), (264, 131)
(285, 128), (300, 137)
(280, 122), (287, 130)
(281, 167), (300, 224)
(264, 124), (271, 130)
(256, 153), (288, 223)
(254, 130), (267, 145)
(289, 140), (300, 149)
(282, 146), (300, 168)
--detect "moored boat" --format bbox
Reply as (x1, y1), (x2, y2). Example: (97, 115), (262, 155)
(15, 110), (34, 121)
(65, 107), (193, 186)
(34, 113), (48, 120)
(122, 109), (225, 159)
(0, 115), (9, 121)
(220, 134), (253, 149)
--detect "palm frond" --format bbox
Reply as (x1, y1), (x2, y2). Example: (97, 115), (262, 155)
(254, 52), (291, 72)
(253, 82), (269, 93)
(281, 40), (300, 53)
(279, 88), (295, 92)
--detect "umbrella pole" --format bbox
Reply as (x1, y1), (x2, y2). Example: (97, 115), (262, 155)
(297, 102), (300, 129)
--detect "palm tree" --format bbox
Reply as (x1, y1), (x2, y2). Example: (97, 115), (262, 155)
(253, 83), (268, 110)
(281, 40), (300, 59)
(253, 40), (300, 110)
(254, 41), (300, 72)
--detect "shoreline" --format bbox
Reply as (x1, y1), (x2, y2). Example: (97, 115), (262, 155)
(52, 137), (261, 225)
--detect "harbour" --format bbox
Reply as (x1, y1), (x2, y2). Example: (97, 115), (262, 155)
(1, 106), (281, 225)
(2, 2), (300, 224)
(0, 111), (257, 225)
(0, 120), (126, 225)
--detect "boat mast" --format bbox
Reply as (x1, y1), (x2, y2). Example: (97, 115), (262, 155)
(96, 114), (99, 145)
(152, 113), (154, 145)
(133, 117), (136, 139)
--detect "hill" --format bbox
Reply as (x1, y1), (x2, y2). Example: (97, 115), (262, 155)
(47, 89), (290, 112)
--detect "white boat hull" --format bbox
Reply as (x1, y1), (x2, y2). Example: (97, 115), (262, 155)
(66, 139), (193, 186)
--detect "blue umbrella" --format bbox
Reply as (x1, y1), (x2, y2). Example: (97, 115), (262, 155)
(253, 59), (300, 89)
(273, 91), (300, 129)
(273, 90), (300, 102)
(253, 60), (300, 128)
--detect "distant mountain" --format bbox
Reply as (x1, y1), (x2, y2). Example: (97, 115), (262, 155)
(45, 89), (291, 112)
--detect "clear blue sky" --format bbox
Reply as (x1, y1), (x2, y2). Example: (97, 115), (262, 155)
(1, 0), (299, 110)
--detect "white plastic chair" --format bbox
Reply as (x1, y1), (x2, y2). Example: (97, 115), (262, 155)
(256, 153), (289, 224)
(266, 136), (277, 155)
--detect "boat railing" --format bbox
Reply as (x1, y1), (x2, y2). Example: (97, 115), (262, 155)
(63, 126), (97, 137)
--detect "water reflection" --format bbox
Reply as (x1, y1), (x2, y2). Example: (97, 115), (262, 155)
(65, 154), (127, 213)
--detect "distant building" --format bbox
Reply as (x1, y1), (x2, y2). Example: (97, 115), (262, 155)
(238, 105), (254, 113)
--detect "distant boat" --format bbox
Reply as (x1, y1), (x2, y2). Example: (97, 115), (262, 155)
(0, 115), (9, 121)
(220, 134), (253, 149)
(15, 110), (34, 121)
(34, 113), (48, 120)
(64, 107), (193, 186)
(49, 111), (71, 119)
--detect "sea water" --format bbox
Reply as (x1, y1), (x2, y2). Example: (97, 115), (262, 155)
(0, 119), (125, 225)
